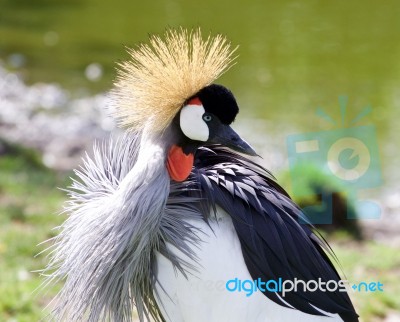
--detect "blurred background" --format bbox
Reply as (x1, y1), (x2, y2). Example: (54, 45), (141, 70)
(0, 0), (399, 321)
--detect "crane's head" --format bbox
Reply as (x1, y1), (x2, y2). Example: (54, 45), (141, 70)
(111, 28), (256, 182)
(169, 83), (256, 181)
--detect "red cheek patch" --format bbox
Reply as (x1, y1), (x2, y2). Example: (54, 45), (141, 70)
(166, 145), (194, 182)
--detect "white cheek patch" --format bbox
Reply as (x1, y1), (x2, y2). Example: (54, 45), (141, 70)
(180, 104), (209, 142)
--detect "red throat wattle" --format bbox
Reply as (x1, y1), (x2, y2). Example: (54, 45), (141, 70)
(167, 145), (194, 182)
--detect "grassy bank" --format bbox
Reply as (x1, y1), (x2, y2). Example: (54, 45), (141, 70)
(0, 140), (67, 321)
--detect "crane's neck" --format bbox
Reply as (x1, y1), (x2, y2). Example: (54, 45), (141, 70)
(118, 129), (170, 205)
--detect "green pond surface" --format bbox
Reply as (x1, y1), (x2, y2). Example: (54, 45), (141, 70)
(1, 0), (399, 187)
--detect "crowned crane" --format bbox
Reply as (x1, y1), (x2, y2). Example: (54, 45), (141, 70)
(42, 28), (359, 322)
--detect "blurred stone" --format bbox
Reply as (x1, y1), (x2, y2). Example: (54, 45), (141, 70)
(359, 185), (400, 247)
(85, 63), (103, 82)
(386, 192), (400, 209)
(17, 269), (30, 282)
(0, 65), (115, 170)
(384, 312), (400, 322)
(7, 53), (26, 68)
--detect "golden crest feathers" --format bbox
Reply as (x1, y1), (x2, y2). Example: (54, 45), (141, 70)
(111, 27), (237, 132)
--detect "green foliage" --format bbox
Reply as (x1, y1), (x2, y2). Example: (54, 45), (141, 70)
(278, 163), (361, 238)
(280, 162), (336, 192)
(278, 163), (344, 200)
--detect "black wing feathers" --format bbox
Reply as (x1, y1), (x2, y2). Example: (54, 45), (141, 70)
(191, 146), (359, 322)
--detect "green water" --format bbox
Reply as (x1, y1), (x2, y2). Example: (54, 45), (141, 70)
(1, 0), (399, 183)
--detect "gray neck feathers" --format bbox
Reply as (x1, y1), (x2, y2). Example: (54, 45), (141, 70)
(43, 130), (172, 321)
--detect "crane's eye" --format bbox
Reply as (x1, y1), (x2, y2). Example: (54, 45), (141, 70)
(203, 114), (212, 122)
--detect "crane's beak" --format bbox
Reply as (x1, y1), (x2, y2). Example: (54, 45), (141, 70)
(209, 124), (258, 156)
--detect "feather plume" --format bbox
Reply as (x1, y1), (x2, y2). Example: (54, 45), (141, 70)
(40, 132), (206, 321)
(111, 27), (237, 132)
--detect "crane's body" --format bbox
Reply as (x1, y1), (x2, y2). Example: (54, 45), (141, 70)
(42, 28), (359, 322)
(154, 208), (343, 322)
